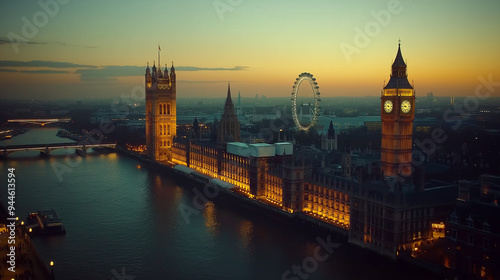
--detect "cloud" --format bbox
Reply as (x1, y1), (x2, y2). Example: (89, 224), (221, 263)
(0, 39), (45, 45)
(0, 38), (96, 48)
(0, 60), (97, 68)
(0, 68), (70, 74)
(178, 66), (248, 71)
(76, 65), (249, 82)
(0, 60), (249, 81)
(76, 66), (142, 81)
(178, 80), (233, 84)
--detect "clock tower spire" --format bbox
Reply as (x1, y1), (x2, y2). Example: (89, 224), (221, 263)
(381, 42), (415, 178)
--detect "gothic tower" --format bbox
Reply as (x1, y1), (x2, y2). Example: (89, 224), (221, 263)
(381, 43), (415, 177)
(145, 60), (177, 162)
(321, 120), (337, 151)
(218, 83), (241, 143)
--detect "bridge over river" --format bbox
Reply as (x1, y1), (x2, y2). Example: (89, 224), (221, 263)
(1, 142), (116, 158)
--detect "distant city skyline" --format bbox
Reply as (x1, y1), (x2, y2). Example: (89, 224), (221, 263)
(1, 0), (499, 100)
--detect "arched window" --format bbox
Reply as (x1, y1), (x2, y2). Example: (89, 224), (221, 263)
(167, 104), (171, 115)
(159, 124), (163, 135)
(164, 141), (166, 147)
(163, 104), (166, 115)
(167, 141), (170, 147)
(159, 104), (163, 114)
(167, 124), (171, 135)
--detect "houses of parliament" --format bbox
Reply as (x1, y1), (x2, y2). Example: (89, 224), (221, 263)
(144, 45), (497, 277)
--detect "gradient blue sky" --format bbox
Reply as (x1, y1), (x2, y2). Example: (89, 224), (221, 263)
(1, 0), (499, 100)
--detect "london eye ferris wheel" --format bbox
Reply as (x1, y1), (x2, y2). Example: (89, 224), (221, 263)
(291, 72), (321, 131)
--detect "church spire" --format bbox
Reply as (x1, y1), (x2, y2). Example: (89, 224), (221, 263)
(223, 83), (235, 113)
(226, 83), (232, 100)
(218, 83), (240, 143)
(327, 120), (335, 139)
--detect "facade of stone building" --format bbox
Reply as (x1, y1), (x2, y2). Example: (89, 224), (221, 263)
(445, 175), (500, 279)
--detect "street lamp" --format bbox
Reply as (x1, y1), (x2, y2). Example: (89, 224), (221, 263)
(50, 261), (55, 279)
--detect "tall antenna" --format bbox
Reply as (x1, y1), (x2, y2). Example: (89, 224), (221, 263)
(158, 44), (161, 69)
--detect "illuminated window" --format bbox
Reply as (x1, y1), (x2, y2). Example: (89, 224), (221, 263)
(167, 104), (171, 114)
(167, 125), (171, 135)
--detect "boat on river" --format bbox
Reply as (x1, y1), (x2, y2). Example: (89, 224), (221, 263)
(26, 209), (66, 235)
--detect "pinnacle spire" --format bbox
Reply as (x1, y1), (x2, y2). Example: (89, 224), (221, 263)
(384, 42), (413, 89)
(328, 120), (335, 139)
(227, 83), (232, 99)
(218, 83), (240, 143)
(392, 42), (407, 69)
(223, 83), (236, 115)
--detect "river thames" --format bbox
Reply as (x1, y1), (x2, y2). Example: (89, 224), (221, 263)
(0, 128), (443, 279)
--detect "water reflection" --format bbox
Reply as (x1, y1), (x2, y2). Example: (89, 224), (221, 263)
(238, 220), (253, 249)
(203, 201), (219, 235)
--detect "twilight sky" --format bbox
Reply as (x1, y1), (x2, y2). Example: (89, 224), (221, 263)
(0, 0), (499, 100)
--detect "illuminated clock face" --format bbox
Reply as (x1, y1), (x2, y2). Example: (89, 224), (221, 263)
(384, 100), (393, 113)
(401, 100), (411, 113)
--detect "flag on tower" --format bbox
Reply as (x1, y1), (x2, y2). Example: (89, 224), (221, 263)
(158, 45), (161, 51)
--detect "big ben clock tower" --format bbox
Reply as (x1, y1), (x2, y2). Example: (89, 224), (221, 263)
(381, 43), (415, 178)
